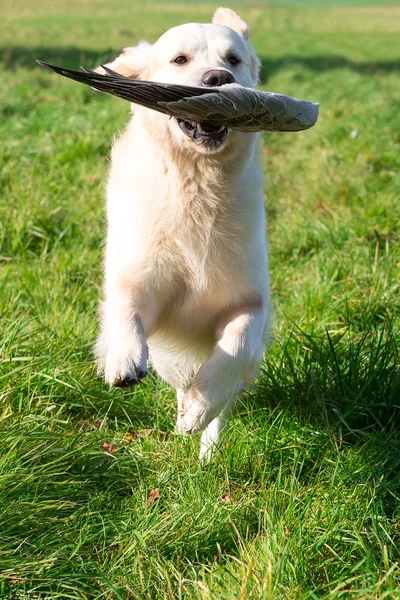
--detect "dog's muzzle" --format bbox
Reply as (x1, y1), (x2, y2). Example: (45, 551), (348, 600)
(178, 119), (228, 147)
(177, 69), (235, 149)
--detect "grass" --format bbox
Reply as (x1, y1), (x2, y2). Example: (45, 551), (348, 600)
(1, 0), (400, 598)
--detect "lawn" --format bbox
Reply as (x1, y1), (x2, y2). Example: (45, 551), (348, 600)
(1, 1), (400, 598)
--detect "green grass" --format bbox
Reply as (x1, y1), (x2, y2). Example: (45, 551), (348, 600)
(1, 1), (400, 598)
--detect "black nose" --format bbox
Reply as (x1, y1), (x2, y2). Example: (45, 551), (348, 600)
(201, 69), (235, 87)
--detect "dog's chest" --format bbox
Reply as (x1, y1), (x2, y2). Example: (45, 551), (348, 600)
(146, 173), (247, 295)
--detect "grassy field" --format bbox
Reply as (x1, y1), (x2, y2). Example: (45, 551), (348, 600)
(1, 1), (400, 598)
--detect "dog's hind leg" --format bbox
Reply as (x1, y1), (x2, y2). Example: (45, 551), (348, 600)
(181, 300), (267, 435)
(199, 395), (236, 462)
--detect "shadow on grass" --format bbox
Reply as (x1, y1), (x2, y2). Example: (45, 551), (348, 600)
(258, 54), (400, 82)
(254, 323), (400, 434)
(1, 46), (116, 71)
(1, 45), (400, 79)
(245, 322), (400, 513)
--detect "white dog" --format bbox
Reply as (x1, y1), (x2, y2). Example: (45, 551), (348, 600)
(95, 7), (270, 460)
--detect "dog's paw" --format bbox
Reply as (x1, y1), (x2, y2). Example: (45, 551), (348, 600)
(104, 344), (148, 388)
(112, 371), (147, 388)
(174, 413), (188, 436)
(181, 388), (219, 434)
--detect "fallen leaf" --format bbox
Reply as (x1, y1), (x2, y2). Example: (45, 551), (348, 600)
(220, 494), (231, 503)
(315, 201), (328, 215)
(147, 488), (160, 507)
(124, 429), (168, 442)
(262, 146), (274, 156)
(102, 442), (118, 453)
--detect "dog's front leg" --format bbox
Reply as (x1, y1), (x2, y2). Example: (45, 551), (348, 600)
(181, 301), (267, 434)
(96, 276), (157, 388)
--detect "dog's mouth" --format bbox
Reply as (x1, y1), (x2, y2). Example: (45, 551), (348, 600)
(177, 119), (228, 149)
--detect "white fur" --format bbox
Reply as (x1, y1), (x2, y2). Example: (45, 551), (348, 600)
(95, 8), (270, 459)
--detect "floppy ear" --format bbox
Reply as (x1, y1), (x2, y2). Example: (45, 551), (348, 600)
(212, 7), (249, 41)
(96, 42), (151, 80)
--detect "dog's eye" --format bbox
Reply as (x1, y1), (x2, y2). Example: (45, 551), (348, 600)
(173, 55), (188, 65)
(227, 56), (241, 66)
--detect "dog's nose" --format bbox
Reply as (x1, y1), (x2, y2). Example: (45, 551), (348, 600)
(201, 69), (235, 87)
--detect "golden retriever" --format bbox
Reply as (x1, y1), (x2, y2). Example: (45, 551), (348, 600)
(95, 7), (270, 460)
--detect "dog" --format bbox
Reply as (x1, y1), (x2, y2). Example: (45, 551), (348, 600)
(95, 7), (270, 460)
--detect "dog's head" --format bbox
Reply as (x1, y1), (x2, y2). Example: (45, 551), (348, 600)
(98, 8), (260, 155)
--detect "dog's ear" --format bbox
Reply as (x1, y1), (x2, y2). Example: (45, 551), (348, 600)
(212, 7), (249, 41)
(95, 42), (151, 79)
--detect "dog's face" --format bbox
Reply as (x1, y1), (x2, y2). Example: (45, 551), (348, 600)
(101, 8), (260, 155)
